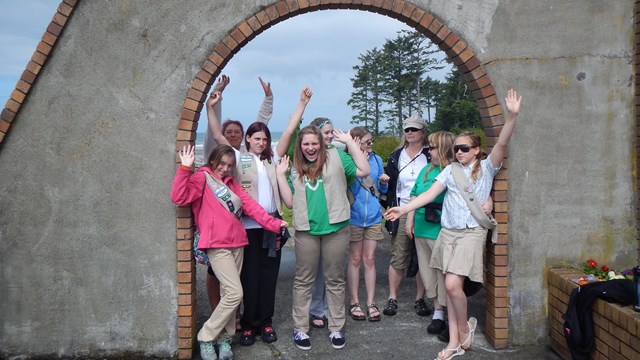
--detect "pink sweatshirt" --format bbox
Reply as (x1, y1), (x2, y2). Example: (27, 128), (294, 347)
(170, 166), (283, 249)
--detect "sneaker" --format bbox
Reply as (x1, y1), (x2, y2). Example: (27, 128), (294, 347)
(199, 340), (217, 360)
(217, 338), (233, 360)
(329, 330), (346, 349)
(427, 319), (447, 334)
(261, 326), (277, 343)
(293, 330), (311, 350)
(382, 298), (398, 316)
(239, 329), (255, 346)
(414, 298), (432, 316)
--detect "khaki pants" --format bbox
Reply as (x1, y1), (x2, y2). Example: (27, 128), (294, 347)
(292, 225), (350, 333)
(415, 236), (447, 306)
(197, 247), (244, 342)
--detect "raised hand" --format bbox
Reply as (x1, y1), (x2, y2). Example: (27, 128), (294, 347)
(332, 129), (353, 145)
(259, 77), (272, 97)
(178, 145), (195, 167)
(213, 75), (230, 94)
(276, 155), (290, 175)
(300, 87), (313, 104)
(206, 91), (222, 109)
(505, 88), (521, 115)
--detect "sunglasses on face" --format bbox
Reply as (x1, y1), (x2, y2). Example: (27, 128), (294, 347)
(428, 145), (437, 150)
(453, 144), (476, 153)
(404, 127), (420, 133)
(362, 139), (374, 146)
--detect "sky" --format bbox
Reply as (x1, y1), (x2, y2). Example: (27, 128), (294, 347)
(0, 2), (451, 133)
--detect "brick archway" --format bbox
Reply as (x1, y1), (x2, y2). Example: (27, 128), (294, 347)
(174, 2), (509, 358)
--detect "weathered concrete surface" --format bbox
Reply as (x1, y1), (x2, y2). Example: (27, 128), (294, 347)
(0, 0), (636, 357)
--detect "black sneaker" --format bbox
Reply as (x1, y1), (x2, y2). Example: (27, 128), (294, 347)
(437, 326), (450, 343)
(383, 298), (398, 316)
(427, 319), (446, 334)
(293, 330), (311, 350)
(239, 329), (255, 346)
(261, 326), (277, 343)
(329, 330), (346, 349)
(414, 298), (432, 316)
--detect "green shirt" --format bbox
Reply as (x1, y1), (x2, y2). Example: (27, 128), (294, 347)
(290, 149), (357, 235)
(410, 164), (446, 239)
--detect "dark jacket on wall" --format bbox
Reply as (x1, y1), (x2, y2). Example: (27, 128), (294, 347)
(562, 279), (635, 360)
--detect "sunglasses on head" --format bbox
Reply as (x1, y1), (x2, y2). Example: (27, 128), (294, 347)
(404, 127), (420, 133)
(453, 144), (476, 153)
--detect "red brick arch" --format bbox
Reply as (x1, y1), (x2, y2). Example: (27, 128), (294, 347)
(175, 1), (510, 358)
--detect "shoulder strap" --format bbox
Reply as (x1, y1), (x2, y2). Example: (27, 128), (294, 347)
(204, 172), (243, 219)
(450, 163), (498, 244)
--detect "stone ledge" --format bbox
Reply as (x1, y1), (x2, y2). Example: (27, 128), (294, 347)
(548, 268), (640, 359)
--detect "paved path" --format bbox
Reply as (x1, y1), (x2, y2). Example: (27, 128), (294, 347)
(195, 233), (562, 360)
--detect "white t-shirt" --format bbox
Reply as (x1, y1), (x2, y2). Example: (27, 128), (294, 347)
(396, 148), (429, 205)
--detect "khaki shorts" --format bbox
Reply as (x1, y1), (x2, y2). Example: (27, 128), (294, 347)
(430, 227), (486, 283)
(389, 215), (412, 270)
(350, 223), (384, 242)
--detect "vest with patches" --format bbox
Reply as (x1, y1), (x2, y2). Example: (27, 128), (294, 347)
(291, 147), (350, 231)
(237, 152), (282, 216)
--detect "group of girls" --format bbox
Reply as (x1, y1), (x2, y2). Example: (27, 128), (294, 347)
(170, 73), (522, 360)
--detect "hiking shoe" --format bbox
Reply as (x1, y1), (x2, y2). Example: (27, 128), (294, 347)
(414, 298), (431, 316)
(217, 338), (233, 360)
(261, 326), (277, 343)
(437, 326), (450, 343)
(329, 330), (346, 349)
(382, 298), (398, 316)
(293, 330), (311, 350)
(199, 340), (217, 360)
(427, 319), (447, 334)
(239, 329), (255, 346)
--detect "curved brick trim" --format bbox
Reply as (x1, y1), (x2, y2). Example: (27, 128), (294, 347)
(0, 0), (78, 146)
(636, 1), (640, 267)
(177, 2), (509, 357)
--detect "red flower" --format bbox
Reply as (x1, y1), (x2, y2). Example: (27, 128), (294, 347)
(587, 259), (598, 268)
(601, 265), (609, 272)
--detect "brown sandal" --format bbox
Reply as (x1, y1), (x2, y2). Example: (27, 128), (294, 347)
(368, 304), (381, 322)
(350, 303), (366, 321)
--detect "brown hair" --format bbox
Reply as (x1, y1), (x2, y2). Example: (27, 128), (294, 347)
(244, 122), (273, 161)
(222, 120), (244, 136)
(424, 131), (455, 180)
(293, 125), (327, 183)
(310, 117), (332, 129)
(207, 144), (237, 179)
(456, 131), (487, 181)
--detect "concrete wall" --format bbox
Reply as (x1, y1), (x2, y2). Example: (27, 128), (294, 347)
(0, 0), (636, 357)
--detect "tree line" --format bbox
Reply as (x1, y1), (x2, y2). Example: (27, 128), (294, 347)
(348, 30), (482, 137)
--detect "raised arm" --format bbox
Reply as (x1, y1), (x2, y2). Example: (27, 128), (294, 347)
(333, 129), (370, 178)
(256, 77), (273, 124)
(276, 87), (313, 157)
(276, 155), (293, 208)
(206, 91), (230, 147)
(203, 75), (230, 157)
(384, 181), (445, 221)
(489, 89), (521, 168)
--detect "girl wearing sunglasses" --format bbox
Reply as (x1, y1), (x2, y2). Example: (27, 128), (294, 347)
(384, 89), (522, 360)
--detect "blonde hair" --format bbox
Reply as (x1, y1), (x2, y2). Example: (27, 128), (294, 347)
(424, 131), (454, 180)
(456, 131), (487, 181)
(293, 125), (327, 183)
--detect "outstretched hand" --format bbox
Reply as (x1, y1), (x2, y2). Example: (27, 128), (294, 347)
(213, 75), (230, 94)
(178, 145), (195, 167)
(505, 89), (521, 115)
(259, 77), (272, 97)
(206, 91), (222, 109)
(384, 206), (405, 222)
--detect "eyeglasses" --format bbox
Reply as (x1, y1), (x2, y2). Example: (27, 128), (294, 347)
(404, 127), (421, 133)
(363, 139), (374, 146)
(453, 144), (477, 153)
(428, 145), (437, 150)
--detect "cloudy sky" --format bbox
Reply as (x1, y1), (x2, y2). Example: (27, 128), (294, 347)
(1, 2), (451, 133)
